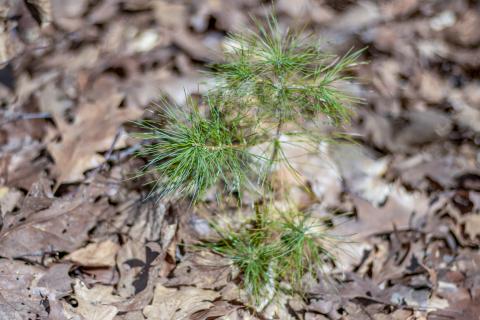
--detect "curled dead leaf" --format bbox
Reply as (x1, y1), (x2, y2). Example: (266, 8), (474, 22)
(63, 279), (122, 320)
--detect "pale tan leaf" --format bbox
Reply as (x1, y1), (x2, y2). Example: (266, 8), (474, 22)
(66, 240), (120, 267)
(64, 280), (121, 320)
(47, 91), (143, 185)
(0, 190), (109, 260)
(25, 0), (52, 26)
(143, 285), (219, 320)
(0, 260), (71, 319)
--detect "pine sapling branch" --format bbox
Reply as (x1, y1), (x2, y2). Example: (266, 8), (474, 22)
(134, 13), (363, 305)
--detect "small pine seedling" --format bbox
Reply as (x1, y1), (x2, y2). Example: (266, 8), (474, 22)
(135, 15), (362, 305)
(203, 222), (280, 304)
(134, 102), (258, 199)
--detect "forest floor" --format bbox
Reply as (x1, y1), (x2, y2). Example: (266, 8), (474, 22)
(1, 0), (480, 319)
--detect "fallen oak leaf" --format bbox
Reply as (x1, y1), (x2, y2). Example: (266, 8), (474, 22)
(47, 92), (143, 187)
(191, 300), (239, 320)
(0, 0), (51, 66)
(142, 284), (220, 320)
(164, 251), (231, 289)
(0, 186), (23, 216)
(65, 239), (120, 268)
(63, 279), (122, 320)
(0, 259), (71, 320)
(332, 186), (429, 239)
(113, 240), (175, 313)
(171, 29), (220, 62)
(0, 189), (110, 261)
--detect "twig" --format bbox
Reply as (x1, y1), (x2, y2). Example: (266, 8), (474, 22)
(88, 128), (123, 179)
(0, 112), (52, 125)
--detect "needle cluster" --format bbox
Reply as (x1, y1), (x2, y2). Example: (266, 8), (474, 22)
(204, 209), (340, 304)
(212, 17), (361, 125)
(135, 104), (257, 199)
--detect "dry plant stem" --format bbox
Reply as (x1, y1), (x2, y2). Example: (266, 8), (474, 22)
(263, 117), (283, 191)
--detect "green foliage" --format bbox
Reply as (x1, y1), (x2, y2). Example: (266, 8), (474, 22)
(136, 15), (361, 200)
(277, 211), (338, 285)
(210, 16), (362, 124)
(135, 14), (362, 305)
(204, 207), (338, 303)
(204, 225), (279, 303)
(134, 102), (257, 199)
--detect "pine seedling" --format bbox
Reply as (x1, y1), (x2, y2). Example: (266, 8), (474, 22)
(276, 210), (339, 286)
(210, 16), (362, 126)
(207, 15), (362, 188)
(134, 100), (259, 200)
(135, 14), (362, 305)
(204, 206), (340, 304)
(204, 223), (280, 304)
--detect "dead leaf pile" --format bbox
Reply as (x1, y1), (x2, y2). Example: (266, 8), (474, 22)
(0, 0), (480, 319)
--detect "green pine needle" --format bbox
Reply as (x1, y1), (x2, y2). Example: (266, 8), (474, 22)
(134, 101), (256, 200)
(210, 14), (363, 125)
(203, 224), (280, 303)
(277, 211), (339, 285)
(203, 207), (339, 304)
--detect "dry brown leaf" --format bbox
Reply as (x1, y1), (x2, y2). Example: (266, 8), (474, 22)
(371, 59), (401, 97)
(331, 144), (390, 206)
(0, 189), (110, 260)
(462, 82), (480, 107)
(172, 29), (220, 62)
(66, 239), (120, 267)
(153, 1), (187, 29)
(25, 0), (52, 26)
(268, 138), (342, 209)
(331, 1), (381, 33)
(191, 300), (238, 320)
(278, 0), (312, 18)
(0, 24), (24, 66)
(333, 187), (429, 239)
(305, 313), (329, 320)
(0, 186), (23, 216)
(0, 259), (71, 319)
(63, 279), (121, 320)
(463, 214), (480, 241)
(0, 130), (48, 189)
(36, 81), (72, 123)
(418, 72), (447, 103)
(51, 0), (88, 31)
(393, 154), (474, 190)
(190, 0), (246, 33)
(447, 10), (480, 47)
(382, 0), (419, 18)
(47, 92), (142, 186)
(165, 251), (231, 289)
(114, 241), (174, 313)
(0, 0), (51, 65)
(395, 110), (452, 148)
(143, 284), (219, 320)
(116, 240), (146, 299)
(156, 73), (209, 105)
(454, 99), (480, 132)
(277, 0), (334, 24)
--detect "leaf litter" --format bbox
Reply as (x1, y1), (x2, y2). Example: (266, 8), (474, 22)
(0, 0), (480, 319)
